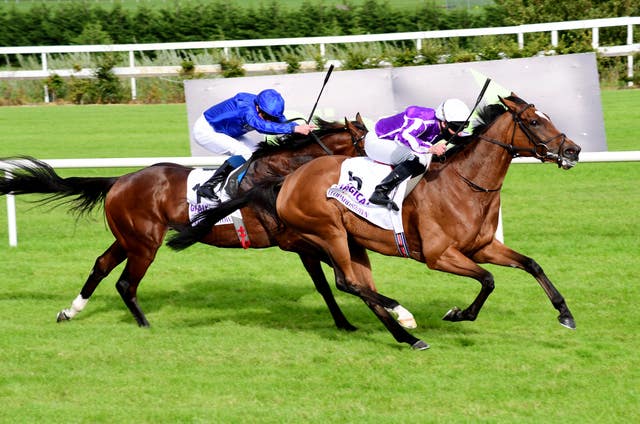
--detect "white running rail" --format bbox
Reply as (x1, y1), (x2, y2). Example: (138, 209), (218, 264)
(3, 151), (640, 246)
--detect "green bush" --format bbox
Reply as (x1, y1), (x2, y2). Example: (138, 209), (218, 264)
(283, 54), (301, 74)
(220, 56), (245, 78)
(88, 54), (125, 103)
(46, 73), (67, 101)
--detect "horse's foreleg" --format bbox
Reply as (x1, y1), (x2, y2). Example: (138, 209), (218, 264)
(430, 247), (495, 323)
(298, 254), (357, 331)
(473, 241), (575, 329)
(57, 242), (126, 323)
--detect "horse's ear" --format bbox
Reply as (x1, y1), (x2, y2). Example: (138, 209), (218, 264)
(498, 92), (520, 108)
(499, 94), (520, 112)
(356, 112), (363, 124)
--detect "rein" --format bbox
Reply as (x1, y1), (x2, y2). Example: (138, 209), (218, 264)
(311, 132), (333, 155)
(310, 121), (367, 156)
(454, 167), (502, 193)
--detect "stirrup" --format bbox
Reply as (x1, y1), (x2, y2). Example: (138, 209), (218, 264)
(197, 184), (220, 203)
(369, 192), (399, 211)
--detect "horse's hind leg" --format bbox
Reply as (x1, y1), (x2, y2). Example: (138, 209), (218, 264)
(114, 254), (155, 327)
(348, 243), (417, 329)
(298, 254), (357, 331)
(57, 241), (127, 322)
(330, 242), (427, 349)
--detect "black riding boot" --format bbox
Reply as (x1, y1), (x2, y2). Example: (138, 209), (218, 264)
(197, 159), (236, 203)
(369, 157), (426, 211)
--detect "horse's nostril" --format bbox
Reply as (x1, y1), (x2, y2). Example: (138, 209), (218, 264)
(563, 148), (579, 159)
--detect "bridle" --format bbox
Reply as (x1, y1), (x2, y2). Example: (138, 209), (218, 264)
(478, 103), (568, 165)
(348, 121), (368, 156)
(455, 102), (567, 193)
(311, 120), (367, 156)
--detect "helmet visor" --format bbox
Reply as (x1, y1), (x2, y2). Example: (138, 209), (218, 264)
(446, 121), (467, 133)
(258, 107), (285, 123)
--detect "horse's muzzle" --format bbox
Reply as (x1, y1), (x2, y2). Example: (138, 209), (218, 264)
(557, 138), (581, 170)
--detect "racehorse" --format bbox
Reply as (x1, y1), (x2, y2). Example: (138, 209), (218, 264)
(184, 94), (581, 350)
(0, 115), (367, 329)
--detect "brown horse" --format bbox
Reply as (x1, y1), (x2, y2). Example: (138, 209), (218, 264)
(0, 116), (367, 328)
(190, 94), (581, 349)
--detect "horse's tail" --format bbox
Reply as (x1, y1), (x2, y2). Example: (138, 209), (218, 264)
(167, 177), (284, 251)
(0, 156), (118, 217)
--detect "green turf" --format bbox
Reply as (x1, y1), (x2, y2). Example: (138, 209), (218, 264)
(0, 89), (638, 422)
(601, 89), (640, 151)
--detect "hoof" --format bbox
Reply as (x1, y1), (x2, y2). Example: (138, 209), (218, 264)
(411, 340), (430, 350)
(442, 306), (461, 322)
(56, 310), (70, 322)
(558, 316), (576, 330)
(339, 323), (358, 332)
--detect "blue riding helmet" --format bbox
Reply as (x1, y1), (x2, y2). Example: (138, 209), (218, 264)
(255, 89), (286, 121)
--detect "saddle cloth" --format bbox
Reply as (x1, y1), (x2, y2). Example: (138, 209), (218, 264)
(326, 157), (411, 256)
(186, 168), (250, 248)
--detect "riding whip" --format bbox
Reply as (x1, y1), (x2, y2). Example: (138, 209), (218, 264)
(464, 77), (492, 128)
(446, 77), (491, 145)
(307, 64), (335, 123)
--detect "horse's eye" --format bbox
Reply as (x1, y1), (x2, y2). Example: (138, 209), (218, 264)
(530, 119), (538, 126)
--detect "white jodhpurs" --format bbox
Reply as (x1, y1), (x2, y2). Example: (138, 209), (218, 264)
(192, 114), (262, 160)
(364, 132), (432, 167)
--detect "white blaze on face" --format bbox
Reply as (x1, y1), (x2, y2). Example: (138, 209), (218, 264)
(535, 110), (550, 121)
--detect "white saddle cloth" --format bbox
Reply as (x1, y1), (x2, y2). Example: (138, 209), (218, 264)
(186, 168), (237, 225)
(326, 157), (408, 232)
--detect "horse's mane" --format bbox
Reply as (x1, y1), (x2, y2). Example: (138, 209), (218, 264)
(250, 118), (358, 159)
(439, 97), (519, 160)
(472, 95), (527, 135)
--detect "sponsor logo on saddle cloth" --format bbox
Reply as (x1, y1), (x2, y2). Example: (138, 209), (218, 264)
(326, 157), (412, 257)
(186, 168), (250, 249)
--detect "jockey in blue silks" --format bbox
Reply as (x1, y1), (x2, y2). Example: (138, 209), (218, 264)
(192, 88), (315, 204)
(364, 98), (471, 211)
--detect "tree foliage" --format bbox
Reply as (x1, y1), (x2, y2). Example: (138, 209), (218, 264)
(0, 1), (636, 47)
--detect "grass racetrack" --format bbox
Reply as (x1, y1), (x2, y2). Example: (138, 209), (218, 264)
(0, 90), (639, 422)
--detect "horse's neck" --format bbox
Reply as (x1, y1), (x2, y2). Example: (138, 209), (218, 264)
(251, 134), (353, 179)
(451, 124), (514, 191)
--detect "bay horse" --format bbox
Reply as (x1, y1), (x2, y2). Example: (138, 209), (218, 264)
(186, 94), (581, 350)
(0, 115), (367, 329)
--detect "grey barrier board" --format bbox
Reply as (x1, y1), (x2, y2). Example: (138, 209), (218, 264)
(185, 52), (606, 154)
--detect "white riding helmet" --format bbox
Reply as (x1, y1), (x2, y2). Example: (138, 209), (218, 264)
(435, 98), (471, 123)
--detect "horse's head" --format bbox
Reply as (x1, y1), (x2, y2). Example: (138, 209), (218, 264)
(495, 94), (581, 169)
(344, 112), (368, 156)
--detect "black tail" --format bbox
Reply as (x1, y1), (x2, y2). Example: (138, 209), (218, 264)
(0, 156), (118, 217)
(167, 177), (284, 251)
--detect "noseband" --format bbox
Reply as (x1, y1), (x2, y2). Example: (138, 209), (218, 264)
(479, 103), (567, 165)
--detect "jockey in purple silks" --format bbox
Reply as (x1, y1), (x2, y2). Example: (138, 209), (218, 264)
(364, 98), (472, 211)
(192, 88), (315, 204)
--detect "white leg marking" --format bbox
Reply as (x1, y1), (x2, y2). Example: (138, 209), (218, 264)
(385, 305), (417, 329)
(61, 294), (89, 319)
